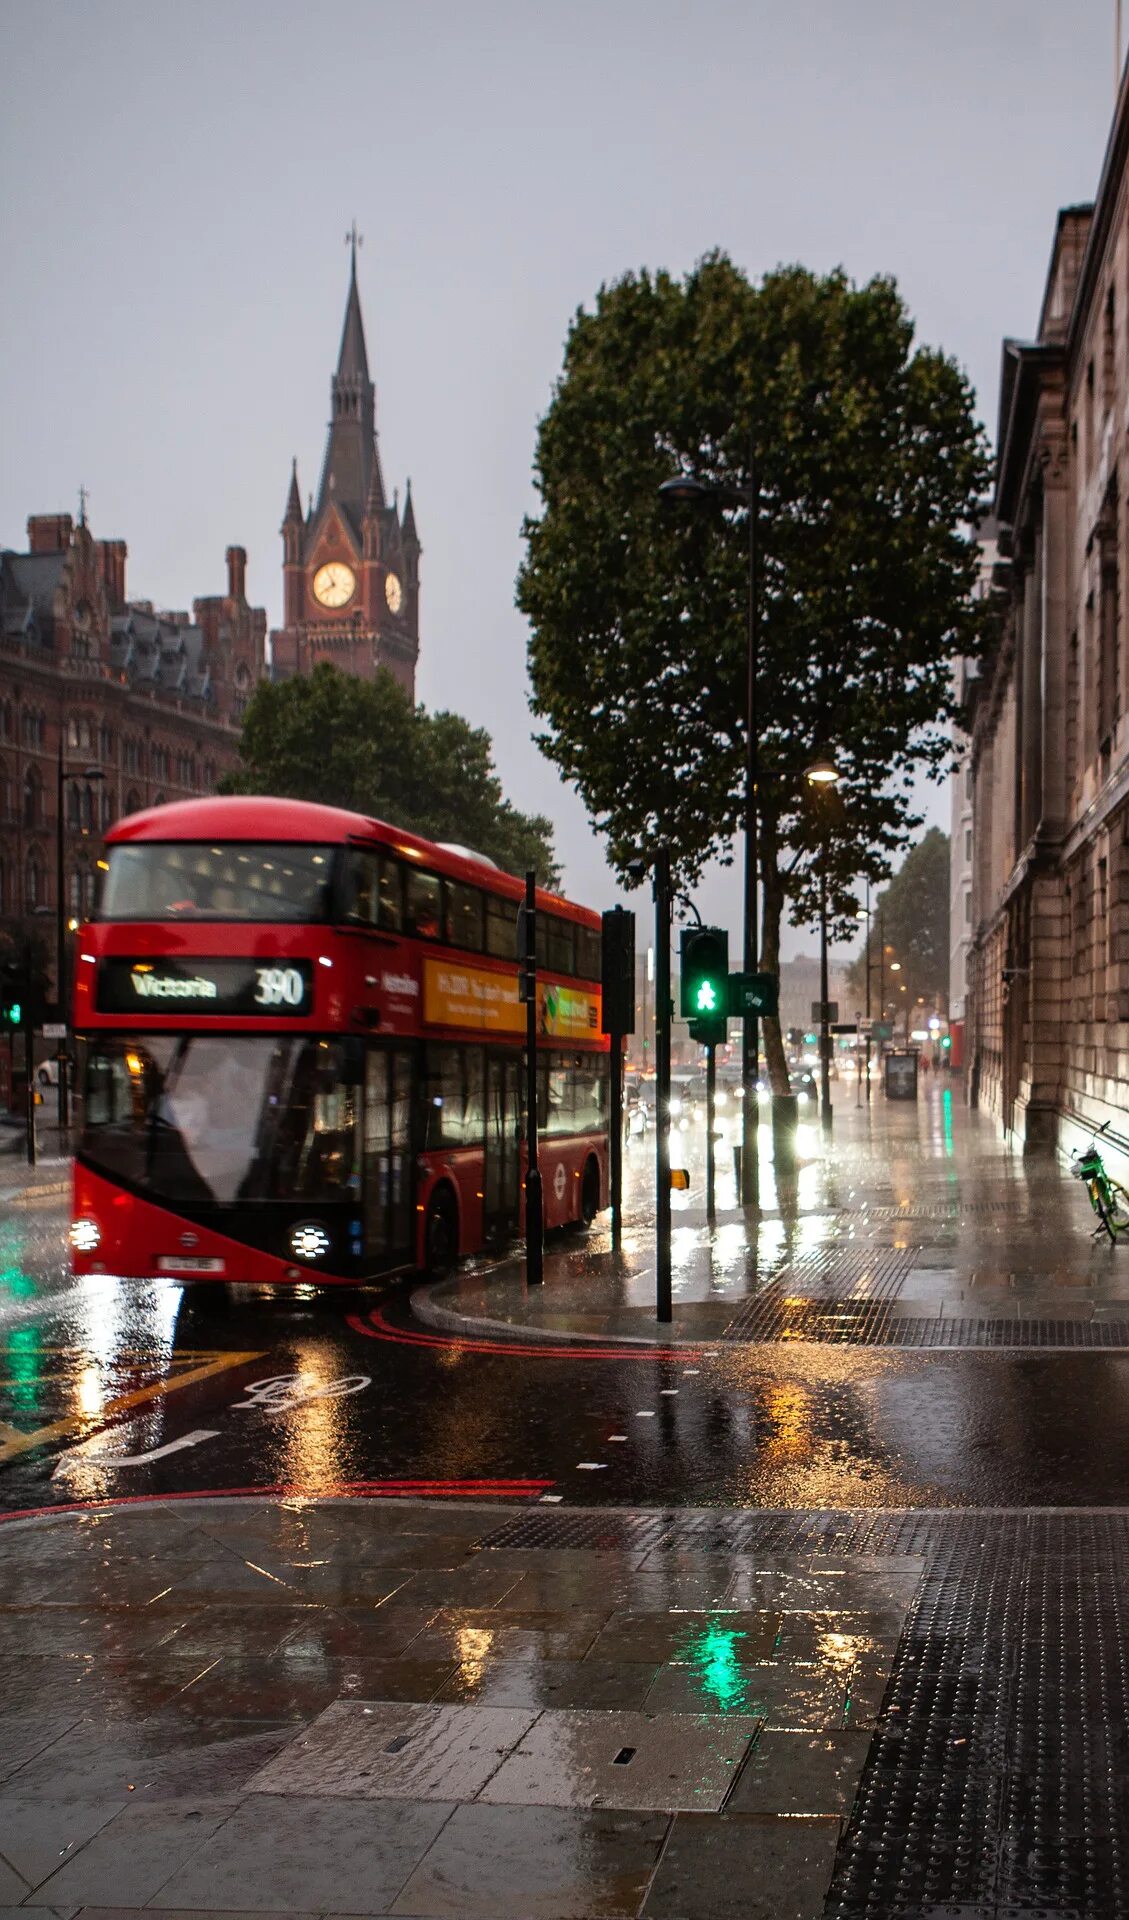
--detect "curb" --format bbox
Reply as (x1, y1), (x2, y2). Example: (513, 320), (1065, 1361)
(411, 1274), (712, 1350)
(0, 1175), (70, 1207)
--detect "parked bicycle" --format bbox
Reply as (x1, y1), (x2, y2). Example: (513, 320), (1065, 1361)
(1071, 1119), (1129, 1242)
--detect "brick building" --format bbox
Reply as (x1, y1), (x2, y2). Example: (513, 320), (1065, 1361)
(270, 237), (421, 693)
(0, 508), (265, 991)
(966, 59), (1129, 1153)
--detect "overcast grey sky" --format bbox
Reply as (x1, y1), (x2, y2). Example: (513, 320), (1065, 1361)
(0, 1), (1118, 959)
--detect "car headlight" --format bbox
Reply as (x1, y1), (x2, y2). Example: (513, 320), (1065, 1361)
(669, 1097), (682, 1117)
(69, 1217), (101, 1252)
(289, 1222), (331, 1261)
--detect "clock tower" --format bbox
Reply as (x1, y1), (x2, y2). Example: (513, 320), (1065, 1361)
(271, 234), (420, 693)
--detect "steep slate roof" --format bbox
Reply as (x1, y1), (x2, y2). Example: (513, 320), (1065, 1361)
(0, 551), (66, 638)
(109, 608), (213, 704)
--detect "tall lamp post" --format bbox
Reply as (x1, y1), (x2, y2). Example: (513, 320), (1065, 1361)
(804, 755), (839, 1136)
(55, 754), (105, 1137)
(659, 444), (760, 1204)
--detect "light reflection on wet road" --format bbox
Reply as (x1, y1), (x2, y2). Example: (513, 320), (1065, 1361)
(5, 1089), (1129, 1516)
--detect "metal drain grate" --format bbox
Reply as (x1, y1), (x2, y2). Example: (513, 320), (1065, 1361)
(482, 1510), (672, 1552)
(835, 1198), (1034, 1221)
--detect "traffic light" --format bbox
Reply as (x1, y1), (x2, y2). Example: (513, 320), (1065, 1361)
(0, 956), (25, 1028)
(601, 907), (636, 1034)
(680, 925), (728, 1045)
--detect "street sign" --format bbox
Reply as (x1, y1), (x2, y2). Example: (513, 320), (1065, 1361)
(812, 1000), (838, 1023)
(873, 1022), (894, 1041)
(858, 1017), (873, 1035)
(729, 971), (779, 1017)
(830, 1022), (858, 1035)
(41, 1023), (67, 1039)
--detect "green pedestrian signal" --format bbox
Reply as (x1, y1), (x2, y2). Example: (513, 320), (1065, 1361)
(5, 1002), (19, 1027)
(679, 925), (728, 1044)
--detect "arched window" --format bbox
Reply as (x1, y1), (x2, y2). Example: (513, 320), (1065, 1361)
(0, 701), (11, 740)
(67, 716), (80, 749)
(0, 863), (5, 914)
(81, 784), (94, 830)
(68, 869), (83, 916)
(23, 767), (41, 827)
(68, 784), (82, 829)
(153, 791), (167, 809)
(125, 788), (141, 815)
(24, 855), (43, 912)
(0, 759), (8, 819)
(101, 788), (113, 829)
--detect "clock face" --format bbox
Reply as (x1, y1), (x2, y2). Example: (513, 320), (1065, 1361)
(312, 561), (356, 609)
(385, 571), (403, 614)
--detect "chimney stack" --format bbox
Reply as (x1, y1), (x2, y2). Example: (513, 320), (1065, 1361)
(226, 545), (247, 601)
(27, 513), (74, 554)
(99, 539), (127, 607)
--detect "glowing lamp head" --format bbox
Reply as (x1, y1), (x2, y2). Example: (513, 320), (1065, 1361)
(804, 756), (840, 788)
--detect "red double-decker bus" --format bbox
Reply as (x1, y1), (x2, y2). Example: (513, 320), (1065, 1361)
(69, 796), (608, 1288)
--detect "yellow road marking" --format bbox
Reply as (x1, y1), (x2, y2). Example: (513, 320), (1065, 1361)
(0, 1350), (266, 1464)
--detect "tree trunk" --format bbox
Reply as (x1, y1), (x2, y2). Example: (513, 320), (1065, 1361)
(759, 809), (792, 1095)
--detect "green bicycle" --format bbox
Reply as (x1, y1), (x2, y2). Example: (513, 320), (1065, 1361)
(1072, 1120), (1129, 1242)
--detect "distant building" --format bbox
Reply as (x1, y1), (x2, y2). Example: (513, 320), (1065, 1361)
(0, 509), (265, 987)
(966, 58), (1129, 1149)
(949, 516), (999, 1068)
(778, 953), (850, 1036)
(270, 239), (420, 694)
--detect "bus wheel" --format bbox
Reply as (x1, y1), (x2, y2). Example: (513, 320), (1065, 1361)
(580, 1157), (601, 1228)
(424, 1193), (458, 1278)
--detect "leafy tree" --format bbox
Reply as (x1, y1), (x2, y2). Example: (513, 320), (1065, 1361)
(846, 828), (951, 1020)
(518, 254), (990, 1087)
(223, 663), (560, 886)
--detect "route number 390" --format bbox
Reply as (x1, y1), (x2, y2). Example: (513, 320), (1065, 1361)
(255, 966), (305, 1007)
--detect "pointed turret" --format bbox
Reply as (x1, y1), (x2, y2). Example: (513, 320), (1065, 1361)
(315, 247), (378, 536)
(283, 458), (302, 528)
(401, 478), (418, 545)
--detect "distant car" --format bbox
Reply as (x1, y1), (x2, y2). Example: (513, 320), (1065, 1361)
(36, 1061), (58, 1089)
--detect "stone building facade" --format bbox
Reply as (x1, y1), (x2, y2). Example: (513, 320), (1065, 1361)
(949, 518), (999, 1070)
(967, 65), (1129, 1156)
(269, 242), (420, 693)
(0, 510), (265, 991)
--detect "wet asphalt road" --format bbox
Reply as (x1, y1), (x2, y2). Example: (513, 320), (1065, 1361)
(6, 1091), (1129, 1517)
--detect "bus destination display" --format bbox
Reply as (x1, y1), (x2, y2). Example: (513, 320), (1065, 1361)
(97, 957), (314, 1017)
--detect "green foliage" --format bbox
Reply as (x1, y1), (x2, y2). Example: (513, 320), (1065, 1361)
(847, 828), (951, 1011)
(223, 663), (560, 887)
(517, 253), (990, 998)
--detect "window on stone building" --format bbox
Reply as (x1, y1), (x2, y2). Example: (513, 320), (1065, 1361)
(100, 725), (113, 761)
(68, 870), (83, 917)
(1098, 478), (1121, 748)
(1104, 285), (1117, 418)
(0, 863), (5, 914)
(0, 761), (8, 820)
(1086, 358), (1096, 473)
(965, 827), (972, 863)
(964, 890), (971, 925)
(22, 768), (41, 828)
(0, 702), (11, 741)
(101, 788), (113, 829)
(24, 855), (43, 912)
(67, 784), (81, 830)
(125, 789), (141, 816)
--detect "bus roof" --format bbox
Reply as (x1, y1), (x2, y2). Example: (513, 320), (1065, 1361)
(105, 795), (598, 924)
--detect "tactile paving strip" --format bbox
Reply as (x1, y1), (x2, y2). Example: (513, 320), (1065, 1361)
(482, 1509), (1129, 1915)
(728, 1306), (1129, 1349)
(722, 1248), (915, 1342)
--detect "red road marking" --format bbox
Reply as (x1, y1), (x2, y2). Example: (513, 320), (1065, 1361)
(349, 1303), (699, 1362)
(0, 1477), (553, 1522)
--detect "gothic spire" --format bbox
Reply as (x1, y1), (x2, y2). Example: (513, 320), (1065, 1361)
(401, 478), (418, 544)
(283, 458), (303, 527)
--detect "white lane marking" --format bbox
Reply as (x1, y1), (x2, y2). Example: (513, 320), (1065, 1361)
(608, 1435), (628, 1442)
(635, 1410), (655, 1418)
(576, 1462), (607, 1470)
(108, 1429), (221, 1466)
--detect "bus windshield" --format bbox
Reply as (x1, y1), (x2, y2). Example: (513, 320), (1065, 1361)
(82, 1034), (360, 1205)
(96, 842), (335, 923)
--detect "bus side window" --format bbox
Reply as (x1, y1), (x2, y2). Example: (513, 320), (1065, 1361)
(485, 894), (516, 959)
(577, 926), (601, 981)
(446, 881), (484, 952)
(548, 915), (575, 976)
(343, 851), (379, 925)
(406, 868), (442, 940)
(378, 857), (404, 932)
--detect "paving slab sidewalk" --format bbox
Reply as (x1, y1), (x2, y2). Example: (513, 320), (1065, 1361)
(0, 1496), (920, 1920)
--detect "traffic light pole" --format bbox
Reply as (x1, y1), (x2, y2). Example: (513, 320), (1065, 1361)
(706, 1043), (716, 1225)
(819, 866), (832, 1135)
(23, 1010), (36, 1168)
(742, 436), (760, 1207)
(523, 870), (543, 1286)
(655, 847), (672, 1323)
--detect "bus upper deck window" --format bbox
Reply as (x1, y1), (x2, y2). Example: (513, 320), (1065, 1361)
(378, 857), (404, 932)
(406, 868), (442, 939)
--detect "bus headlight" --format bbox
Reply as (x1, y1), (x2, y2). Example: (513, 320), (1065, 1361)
(289, 1222), (331, 1262)
(69, 1217), (101, 1252)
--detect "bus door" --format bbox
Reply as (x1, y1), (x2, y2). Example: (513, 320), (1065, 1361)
(484, 1051), (522, 1240)
(364, 1045), (414, 1268)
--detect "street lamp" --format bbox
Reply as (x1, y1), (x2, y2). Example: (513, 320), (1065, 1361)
(658, 451), (760, 1204)
(56, 754), (105, 1136)
(804, 753), (840, 1135)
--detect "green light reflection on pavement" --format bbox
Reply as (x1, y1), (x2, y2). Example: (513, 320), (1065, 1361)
(680, 1617), (750, 1711)
(6, 1324), (43, 1419)
(0, 1222), (37, 1301)
(942, 1087), (954, 1158)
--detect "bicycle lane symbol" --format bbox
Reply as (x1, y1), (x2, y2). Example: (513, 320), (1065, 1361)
(231, 1374), (372, 1414)
(50, 1370), (372, 1477)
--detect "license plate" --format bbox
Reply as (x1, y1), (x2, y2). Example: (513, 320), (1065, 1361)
(156, 1255), (225, 1274)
